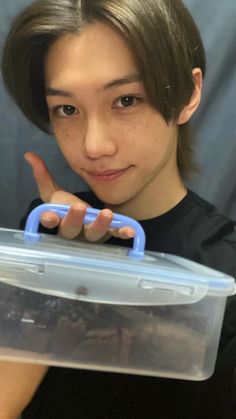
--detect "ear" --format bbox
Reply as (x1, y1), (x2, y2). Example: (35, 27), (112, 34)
(177, 68), (203, 125)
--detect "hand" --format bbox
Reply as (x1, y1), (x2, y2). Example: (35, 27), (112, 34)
(24, 152), (135, 242)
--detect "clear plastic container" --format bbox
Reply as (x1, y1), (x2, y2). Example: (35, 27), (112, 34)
(0, 204), (235, 381)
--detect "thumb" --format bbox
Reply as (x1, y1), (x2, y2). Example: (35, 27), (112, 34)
(24, 152), (60, 202)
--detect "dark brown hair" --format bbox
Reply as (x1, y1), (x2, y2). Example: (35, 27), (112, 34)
(1, 0), (206, 177)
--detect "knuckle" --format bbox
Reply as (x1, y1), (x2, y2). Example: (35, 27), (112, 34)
(59, 225), (80, 240)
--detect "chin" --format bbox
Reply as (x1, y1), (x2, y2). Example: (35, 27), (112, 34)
(94, 190), (130, 207)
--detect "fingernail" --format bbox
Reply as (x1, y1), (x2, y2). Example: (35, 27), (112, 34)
(41, 215), (53, 223)
(102, 209), (113, 219)
(125, 229), (135, 238)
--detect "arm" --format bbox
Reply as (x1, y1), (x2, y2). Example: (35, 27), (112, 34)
(0, 361), (48, 419)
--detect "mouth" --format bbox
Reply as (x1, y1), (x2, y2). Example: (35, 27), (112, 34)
(85, 166), (132, 182)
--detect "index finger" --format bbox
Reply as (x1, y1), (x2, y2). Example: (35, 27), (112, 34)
(24, 152), (59, 202)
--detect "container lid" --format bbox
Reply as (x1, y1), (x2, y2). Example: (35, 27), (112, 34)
(0, 226), (235, 306)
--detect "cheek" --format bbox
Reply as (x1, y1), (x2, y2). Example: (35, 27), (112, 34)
(53, 123), (74, 143)
(125, 119), (169, 161)
(53, 126), (84, 167)
(51, 116), (83, 143)
(55, 128), (73, 154)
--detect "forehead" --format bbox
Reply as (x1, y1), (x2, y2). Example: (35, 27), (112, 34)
(44, 22), (138, 90)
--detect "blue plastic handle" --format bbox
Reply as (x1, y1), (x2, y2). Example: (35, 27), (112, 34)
(24, 203), (146, 259)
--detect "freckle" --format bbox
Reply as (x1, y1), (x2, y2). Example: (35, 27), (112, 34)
(62, 131), (70, 140)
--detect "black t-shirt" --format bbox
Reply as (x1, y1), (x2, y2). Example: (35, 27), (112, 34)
(22, 190), (236, 419)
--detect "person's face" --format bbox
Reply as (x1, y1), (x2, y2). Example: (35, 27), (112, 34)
(45, 23), (180, 217)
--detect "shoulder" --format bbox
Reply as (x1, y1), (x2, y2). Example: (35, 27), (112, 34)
(185, 190), (235, 242)
(140, 190), (235, 277)
(183, 190), (235, 229)
(184, 190), (236, 277)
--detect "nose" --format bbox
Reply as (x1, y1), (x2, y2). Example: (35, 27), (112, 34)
(82, 117), (117, 159)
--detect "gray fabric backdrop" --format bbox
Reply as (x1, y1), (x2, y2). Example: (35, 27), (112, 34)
(0, 0), (236, 229)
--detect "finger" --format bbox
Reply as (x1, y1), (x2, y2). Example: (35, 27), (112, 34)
(24, 152), (60, 202)
(40, 192), (90, 232)
(84, 209), (113, 242)
(48, 192), (90, 235)
(40, 211), (61, 229)
(58, 202), (88, 240)
(110, 226), (135, 240)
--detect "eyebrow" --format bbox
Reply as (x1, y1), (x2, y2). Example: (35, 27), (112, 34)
(45, 73), (141, 97)
(103, 73), (141, 90)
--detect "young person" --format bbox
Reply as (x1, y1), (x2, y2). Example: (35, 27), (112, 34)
(1, 0), (236, 418)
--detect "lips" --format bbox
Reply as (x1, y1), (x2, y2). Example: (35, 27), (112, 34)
(85, 167), (131, 181)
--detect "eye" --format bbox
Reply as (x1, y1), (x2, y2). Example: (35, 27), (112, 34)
(120, 96), (135, 107)
(113, 95), (141, 109)
(52, 105), (79, 118)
